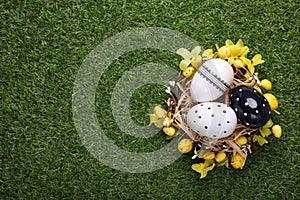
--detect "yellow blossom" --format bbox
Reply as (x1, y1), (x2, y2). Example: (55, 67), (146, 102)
(241, 54), (265, 78)
(149, 105), (167, 128)
(259, 119), (273, 137)
(263, 119), (274, 129)
(227, 39), (250, 68)
(228, 39), (249, 57)
(202, 49), (217, 60)
(176, 46), (202, 70)
(260, 128), (272, 137)
(192, 160), (215, 179)
(253, 134), (268, 146)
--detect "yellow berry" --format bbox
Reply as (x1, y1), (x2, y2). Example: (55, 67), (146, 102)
(231, 153), (245, 169)
(218, 46), (231, 59)
(215, 152), (227, 163)
(182, 66), (196, 78)
(203, 151), (215, 160)
(264, 93), (279, 110)
(177, 139), (193, 153)
(163, 126), (177, 137)
(272, 125), (282, 138)
(261, 79), (272, 90)
(236, 136), (248, 145)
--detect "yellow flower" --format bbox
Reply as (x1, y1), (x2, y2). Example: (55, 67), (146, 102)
(227, 39), (250, 68)
(253, 82), (262, 93)
(217, 46), (231, 59)
(228, 39), (249, 57)
(259, 118), (273, 137)
(263, 119), (274, 129)
(259, 128), (272, 137)
(202, 49), (217, 60)
(163, 112), (173, 127)
(253, 134), (268, 146)
(149, 105), (167, 128)
(192, 160), (215, 179)
(176, 46), (202, 70)
(241, 54), (265, 78)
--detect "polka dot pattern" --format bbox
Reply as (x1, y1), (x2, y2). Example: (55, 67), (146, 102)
(229, 86), (271, 128)
(187, 102), (237, 139)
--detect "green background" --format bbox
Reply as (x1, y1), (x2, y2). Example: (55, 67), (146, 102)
(1, 0), (299, 199)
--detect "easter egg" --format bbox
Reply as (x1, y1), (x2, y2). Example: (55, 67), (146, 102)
(190, 58), (234, 102)
(186, 102), (237, 139)
(229, 86), (271, 128)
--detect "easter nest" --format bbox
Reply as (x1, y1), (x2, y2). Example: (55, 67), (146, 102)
(169, 65), (259, 157)
(149, 39), (282, 178)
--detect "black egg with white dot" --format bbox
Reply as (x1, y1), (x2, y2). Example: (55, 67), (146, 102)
(229, 86), (271, 128)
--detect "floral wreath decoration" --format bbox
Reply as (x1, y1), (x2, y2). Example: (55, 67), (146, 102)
(149, 39), (282, 179)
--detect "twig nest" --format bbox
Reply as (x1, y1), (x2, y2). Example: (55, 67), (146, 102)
(149, 39), (282, 178)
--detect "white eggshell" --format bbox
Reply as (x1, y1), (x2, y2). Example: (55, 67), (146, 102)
(190, 58), (234, 102)
(186, 102), (237, 138)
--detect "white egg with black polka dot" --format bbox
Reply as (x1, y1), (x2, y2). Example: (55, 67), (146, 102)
(186, 102), (237, 139)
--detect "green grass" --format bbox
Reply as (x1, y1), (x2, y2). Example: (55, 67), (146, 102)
(1, 0), (299, 199)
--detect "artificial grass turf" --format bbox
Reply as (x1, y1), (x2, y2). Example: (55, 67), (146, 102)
(1, 0), (299, 199)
